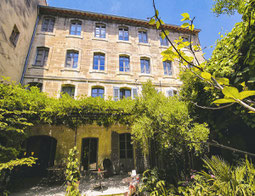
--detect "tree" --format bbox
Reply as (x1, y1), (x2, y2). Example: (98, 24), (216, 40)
(131, 81), (209, 180)
(150, 0), (255, 113)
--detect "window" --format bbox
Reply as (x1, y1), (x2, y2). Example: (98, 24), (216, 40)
(160, 36), (168, 46)
(91, 87), (104, 98)
(41, 17), (55, 32)
(114, 87), (137, 101)
(9, 25), (20, 46)
(163, 61), (172, 76)
(120, 88), (131, 99)
(140, 58), (150, 74)
(182, 37), (189, 42)
(138, 31), (147, 43)
(70, 20), (82, 35)
(119, 133), (133, 159)
(95, 24), (106, 38)
(167, 89), (178, 97)
(65, 50), (79, 68)
(119, 56), (130, 72)
(34, 47), (49, 67)
(119, 27), (129, 41)
(93, 53), (105, 71)
(27, 82), (42, 92)
(61, 86), (75, 98)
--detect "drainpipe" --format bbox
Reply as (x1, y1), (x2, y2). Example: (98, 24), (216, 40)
(20, 14), (40, 84)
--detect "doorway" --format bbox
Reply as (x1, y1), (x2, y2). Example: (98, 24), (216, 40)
(26, 135), (57, 169)
(81, 138), (98, 170)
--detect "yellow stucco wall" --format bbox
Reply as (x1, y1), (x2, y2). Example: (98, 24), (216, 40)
(28, 124), (132, 168)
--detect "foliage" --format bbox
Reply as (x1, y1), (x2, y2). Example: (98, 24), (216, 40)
(139, 168), (164, 193)
(178, 156), (255, 195)
(212, 0), (247, 16)
(65, 147), (81, 196)
(132, 81), (209, 155)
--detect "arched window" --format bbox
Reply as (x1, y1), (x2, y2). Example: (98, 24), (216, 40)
(160, 33), (168, 46)
(34, 47), (49, 67)
(27, 82), (42, 92)
(95, 23), (106, 38)
(93, 53), (105, 71)
(163, 61), (172, 76)
(91, 87), (104, 98)
(119, 56), (130, 72)
(138, 30), (148, 43)
(65, 50), (79, 69)
(140, 58), (150, 74)
(119, 27), (129, 41)
(61, 85), (75, 98)
(120, 88), (131, 99)
(70, 20), (82, 35)
(41, 17), (55, 32)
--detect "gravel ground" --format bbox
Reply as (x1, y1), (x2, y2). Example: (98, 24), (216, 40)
(10, 175), (130, 196)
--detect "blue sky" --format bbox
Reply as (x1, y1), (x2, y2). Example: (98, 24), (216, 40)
(47, 0), (241, 59)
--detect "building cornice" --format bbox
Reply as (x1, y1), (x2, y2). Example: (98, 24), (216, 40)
(24, 75), (182, 87)
(38, 6), (200, 34)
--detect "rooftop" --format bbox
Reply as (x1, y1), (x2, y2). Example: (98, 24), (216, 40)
(39, 5), (200, 34)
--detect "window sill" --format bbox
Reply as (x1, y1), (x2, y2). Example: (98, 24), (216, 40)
(61, 68), (80, 72)
(37, 32), (55, 36)
(117, 40), (131, 45)
(30, 65), (49, 70)
(92, 37), (108, 42)
(89, 70), (107, 74)
(65, 35), (83, 39)
(163, 75), (175, 79)
(138, 43), (150, 47)
(159, 45), (169, 49)
(139, 73), (153, 77)
(117, 72), (133, 76)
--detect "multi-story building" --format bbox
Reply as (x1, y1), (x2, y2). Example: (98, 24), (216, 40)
(0, 0), (47, 83)
(22, 5), (203, 173)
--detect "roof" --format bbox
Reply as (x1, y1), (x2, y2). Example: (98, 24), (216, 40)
(38, 6), (200, 34)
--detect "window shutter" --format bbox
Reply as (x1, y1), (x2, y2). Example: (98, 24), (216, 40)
(113, 87), (120, 101)
(167, 89), (174, 97)
(132, 88), (138, 99)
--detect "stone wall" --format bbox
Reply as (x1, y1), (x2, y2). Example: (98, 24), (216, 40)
(23, 9), (204, 97)
(0, 0), (47, 83)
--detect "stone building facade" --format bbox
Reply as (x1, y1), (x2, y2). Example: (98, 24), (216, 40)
(0, 0), (47, 83)
(22, 6), (204, 173)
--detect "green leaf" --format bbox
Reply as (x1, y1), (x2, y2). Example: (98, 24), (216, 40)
(189, 24), (195, 31)
(213, 98), (236, 104)
(181, 23), (189, 28)
(216, 77), (229, 85)
(161, 32), (166, 40)
(165, 30), (169, 36)
(156, 10), (159, 17)
(201, 72), (212, 80)
(181, 13), (190, 21)
(222, 86), (239, 99)
(239, 91), (255, 100)
(159, 19), (164, 24)
(156, 21), (160, 29)
(149, 18), (156, 25)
